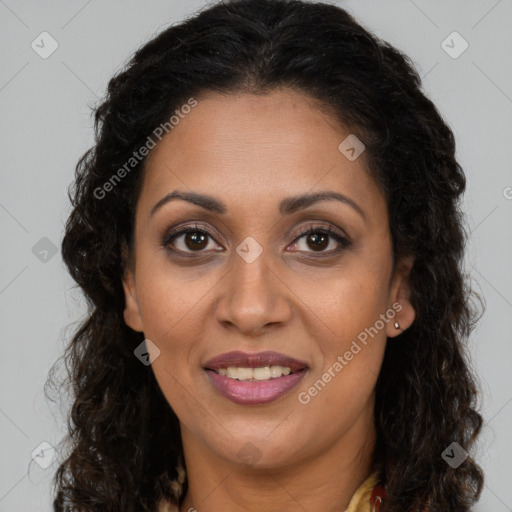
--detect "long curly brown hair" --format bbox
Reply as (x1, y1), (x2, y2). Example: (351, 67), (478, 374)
(46, 0), (484, 510)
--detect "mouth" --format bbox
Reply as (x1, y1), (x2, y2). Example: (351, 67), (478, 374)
(203, 351), (308, 405)
(211, 365), (302, 381)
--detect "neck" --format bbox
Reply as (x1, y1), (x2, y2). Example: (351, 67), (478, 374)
(178, 405), (376, 512)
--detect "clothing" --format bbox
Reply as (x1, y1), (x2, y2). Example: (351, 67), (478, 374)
(345, 470), (381, 512)
(157, 470), (382, 512)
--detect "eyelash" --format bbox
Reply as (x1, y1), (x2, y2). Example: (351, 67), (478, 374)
(161, 222), (351, 257)
(293, 225), (351, 253)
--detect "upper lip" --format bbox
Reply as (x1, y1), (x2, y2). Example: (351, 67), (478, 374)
(204, 351), (308, 372)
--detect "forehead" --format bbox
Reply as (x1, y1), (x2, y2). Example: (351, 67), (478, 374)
(139, 89), (384, 222)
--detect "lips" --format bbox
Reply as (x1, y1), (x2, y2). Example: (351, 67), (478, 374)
(203, 350), (309, 405)
(203, 350), (308, 372)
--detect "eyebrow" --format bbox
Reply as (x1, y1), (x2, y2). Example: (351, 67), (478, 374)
(150, 189), (366, 221)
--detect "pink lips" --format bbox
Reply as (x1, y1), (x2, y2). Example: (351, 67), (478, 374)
(204, 350), (308, 405)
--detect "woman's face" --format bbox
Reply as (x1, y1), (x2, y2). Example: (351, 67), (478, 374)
(122, 88), (415, 471)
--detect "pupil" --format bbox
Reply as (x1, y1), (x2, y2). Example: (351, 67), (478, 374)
(182, 232), (330, 252)
(308, 233), (328, 251)
(186, 232), (207, 250)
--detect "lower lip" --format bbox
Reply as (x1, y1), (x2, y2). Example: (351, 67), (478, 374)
(205, 369), (307, 405)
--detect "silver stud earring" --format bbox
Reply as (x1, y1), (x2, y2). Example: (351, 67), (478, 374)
(394, 321), (400, 330)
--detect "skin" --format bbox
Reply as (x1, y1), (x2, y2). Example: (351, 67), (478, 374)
(122, 88), (415, 512)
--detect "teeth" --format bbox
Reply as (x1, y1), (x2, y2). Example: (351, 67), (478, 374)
(216, 366), (293, 381)
(253, 366), (270, 380)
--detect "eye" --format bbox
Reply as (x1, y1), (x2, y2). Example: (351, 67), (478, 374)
(162, 223), (223, 254)
(161, 223), (351, 257)
(289, 225), (351, 254)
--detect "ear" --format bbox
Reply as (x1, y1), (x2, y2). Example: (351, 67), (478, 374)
(386, 255), (416, 338)
(121, 243), (144, 333)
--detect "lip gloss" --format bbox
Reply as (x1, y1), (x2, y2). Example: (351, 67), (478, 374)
(205, 369), (307, 405)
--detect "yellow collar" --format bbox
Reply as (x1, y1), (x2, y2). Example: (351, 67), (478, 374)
(344, 470), (381, 512)
(159, 470), (382, 512)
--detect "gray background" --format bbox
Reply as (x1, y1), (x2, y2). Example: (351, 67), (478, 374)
(1, 0), (511, 510)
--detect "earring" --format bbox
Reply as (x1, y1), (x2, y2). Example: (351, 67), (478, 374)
(394, 321), (400, 330)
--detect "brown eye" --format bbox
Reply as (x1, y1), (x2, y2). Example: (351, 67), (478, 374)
(290, 226), (351, 254)
(182, 231), (209, 251)
(305, 232), (329, 251)
(162, 224), (222, 254)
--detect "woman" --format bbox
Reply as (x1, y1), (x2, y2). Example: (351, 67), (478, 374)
(47, 0), (484, 510)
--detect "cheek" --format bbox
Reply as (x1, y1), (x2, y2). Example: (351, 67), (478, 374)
(136, 275), (207, 423)
(134, 265), (210, 395)
(290, 256), (391, 341)
(291, 257), (391, 399)
(294, 275), (388, 427)
(136, 254), (218, 339)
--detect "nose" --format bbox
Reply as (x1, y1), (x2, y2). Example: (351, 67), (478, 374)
(214, 247), (293, 337)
